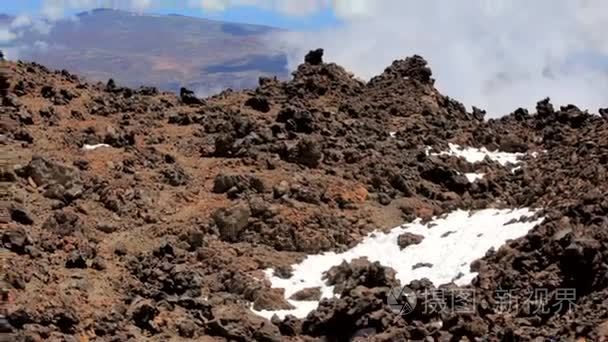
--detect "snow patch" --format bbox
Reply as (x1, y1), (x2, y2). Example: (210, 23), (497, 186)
(432, 143), (524, 166)
(253, 208), (543, 320)
(427, 144), (545, 181)
(464, 173), (485, 182)
(82, 144), (111, 150)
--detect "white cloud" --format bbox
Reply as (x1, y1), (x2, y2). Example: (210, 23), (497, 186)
(3, 40), (53, 61)
(3, 14), (52, 44)
(39, 0), (156, 19)
(273, 0), (326, 16)
(132, 0), (153, 11)
(10, 15), (33, 29)
(41, 0), (67, 21)
(575, 0), (608, 55)
(31, 19), (53, 35)
(266, 0), (608, 116)
(332, 0), (376, 18)
(33, 40), (50, 51)
(187, 0), (327, 16)
(0, 27), (17, 43)
(2, 47), (21, 60)
(188, 0), (229, 12)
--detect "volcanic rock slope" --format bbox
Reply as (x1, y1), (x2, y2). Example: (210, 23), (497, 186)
(1, 50), (607, 341)
(2, 8), (289, 96)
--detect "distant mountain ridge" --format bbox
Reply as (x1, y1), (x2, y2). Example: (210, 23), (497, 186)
(2, 8), (289, 95)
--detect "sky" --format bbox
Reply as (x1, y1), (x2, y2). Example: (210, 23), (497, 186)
(0, 0), (340, 30)
(1, 0), (607, 116)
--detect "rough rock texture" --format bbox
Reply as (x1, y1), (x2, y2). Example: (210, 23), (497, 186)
(397, 232), (424, 249)
(1, 51), (607, 341)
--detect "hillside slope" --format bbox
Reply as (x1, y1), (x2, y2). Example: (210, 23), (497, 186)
(1, 50), (608, 341)
(2, 8), (289, 95)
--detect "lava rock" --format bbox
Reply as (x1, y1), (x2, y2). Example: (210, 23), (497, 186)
(168, 112), (193, 125)
(13, 129), (34, 143)
(276, 107), (315, 133)
(288, 138), (323, 168)
(17, 109), (34, 125)
(65, 251), (88, 269)
(397, 232), (424, 249)
(324, 258), (400, 296)
(245, 96), (271, 113)
(91, 256), (107, 271)
(248, 197), (275, 218)
(16, 156), (83, 202)
(276, 315), (302, 336)
(96, 222), (118, 233)
(212, 204), (251, 242)
(304, 48), (324, 65)
(253, 288), (294, 311)
(129, 298), (159, 333)
(180, 87), (204, 105)
(10, 206), (34, 225)
(289, 287), (322, 301)
(205, 305), (281, 342)
(103, 125), (135, 147)
(2, 227), (32, 254)
(213, 173), (266, 194)
(54, 309), (80, 333)
(43, 210), (82, 236)
(177, 319), (197, 338)
(161, 165), (190, 186)
(273, 181), (290, 198)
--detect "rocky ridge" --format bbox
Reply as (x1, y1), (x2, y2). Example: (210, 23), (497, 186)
(1, 50), (607, 341)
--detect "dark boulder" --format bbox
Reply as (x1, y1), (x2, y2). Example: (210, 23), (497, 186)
(290, 287), (322, 301)
(43, 210), (83, 236)
(205, 305), (281, 342)
(104, 125), (135, 147)
(397, 232), (424, 249)
(212, 204), (251, 242)
(244, 96), (271, 113)
(213, 173), (266, 194)
(17, 156), (78, 187)
(161, 165), (190, 186)
(324, 258), (400, 296)
(65, 251), (89, 269)
(17, 156), (83, 203)
(287, 138), (323, 168)
(2, 227), (32, 254)
(180, 87), (204, 105)
(129, 298), (159, 333)
(276, 107), (315, 134)
(304, 48), (324, 65)
(10, 206), (34, 225)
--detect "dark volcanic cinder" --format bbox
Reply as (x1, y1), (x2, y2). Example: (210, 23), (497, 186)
(1, 49), (607, 341)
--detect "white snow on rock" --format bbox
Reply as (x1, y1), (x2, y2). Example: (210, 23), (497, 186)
(426, 143), (543, 181)
(431, 143), (524, 166)
(82, 143), (111, 150)
(464, 173), (485, 182)
(253, 208), (543, 320)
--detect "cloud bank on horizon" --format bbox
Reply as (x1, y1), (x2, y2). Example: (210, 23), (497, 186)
(269, 0), (608, 116)
(2, 0), (607, 116)
(187, 0), (608, 116)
